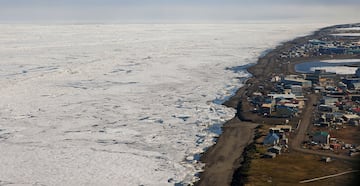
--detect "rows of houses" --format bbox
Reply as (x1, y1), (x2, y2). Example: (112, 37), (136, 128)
(250, 74), (309, 119)
(280, 28), (360, 59)
(308, 69), (360, 156)
(256, 67), (360, 157)
(250, 52), (360, 157)
(313, 70), (360, 128)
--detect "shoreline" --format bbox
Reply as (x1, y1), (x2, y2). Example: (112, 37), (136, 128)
(195, 23), (360, 186)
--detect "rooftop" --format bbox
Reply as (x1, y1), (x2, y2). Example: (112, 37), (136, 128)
(314, 131), (329, 137)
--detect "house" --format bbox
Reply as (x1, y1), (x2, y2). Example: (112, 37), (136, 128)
(280, 137), (289, 145)
(356, 67), (360, 78)
(306, 69), (336, 85)
(291, 85), (303, 96)
(313, 86), (325, 93)
(318, 104), (338, 112)
(320, 97), (339, 105)
(282, 76), (312, 88)
(330, 143), (341, 150)
(261, 103), (272, 115)
(351, 107), (360, 115)
(275, 125), (292, 132)
(263, 152), (276, 158)
(342, 114), (360, 125)
(348, 82), (360, 90)
(274, 105), (296, 118)
(321, 157), (332, 163)
(268, 93), (296, 100)
(263, 132), (280, 145)
(267, 146), (282, 155)
(269, 127), (283, 135)
(312, 131), (330, 144)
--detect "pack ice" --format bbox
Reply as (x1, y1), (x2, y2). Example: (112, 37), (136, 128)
(0, 24), (325, 185)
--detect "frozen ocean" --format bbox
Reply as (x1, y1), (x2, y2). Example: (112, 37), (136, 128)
(0, 23), (327, 185)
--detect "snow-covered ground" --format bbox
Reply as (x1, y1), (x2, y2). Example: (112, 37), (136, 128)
(296, 59), (360, 75)
(0, 24), (326, 185)
(332, 33), (360, 37)
(310, 59), (360, 74)
(336, 27), (360, 31)
(322, 59), (360, 63)
(311, 66), (358, 74)
(311, 59), (360, 75)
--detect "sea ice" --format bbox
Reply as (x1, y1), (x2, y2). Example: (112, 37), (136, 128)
(0, 23), (327, 185)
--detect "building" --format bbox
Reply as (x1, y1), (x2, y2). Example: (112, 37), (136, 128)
(261, 103), (272, 115)
(291, 85), (303, 96)
(319, 47), (346, 55)
(348, 82), (360, 90)
(330, 143), (341, 151)
(275, 125), (292, 132)
(342, 114), (360, 125)
(263, 132), (280, 145)
(282, 77), (312, 88)
(356, 68), (360, 78)
(320, 97), (339, 105)
(318, 105), (338, 113)
(274, 105), (297, 118)
(342, 77), (360, 88)
(267, 146), (282, 155)
(321, 157), (332, 163)
(263, 152), (277, 158)
(306, 69), (337, 86)
(268, 93), (296, 100)
(312, 131), (330, 144)
(269, 127), (284, 135)
(309, 39), (327, 46)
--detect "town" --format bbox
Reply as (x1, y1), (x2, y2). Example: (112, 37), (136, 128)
(250, 68), (360, 159)
(228, 24), (360, 185)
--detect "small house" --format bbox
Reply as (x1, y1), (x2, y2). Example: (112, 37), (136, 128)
(275, 125), (292, 132)
(263, 152), (276, 158)
(320, 97), (339, 105)
(263, 132), (280, 145)
(312, 131), (330, 144)
(321, 157), (331, 163)
(342, 114), (360, 125)
(318, 105), (338, 113)
(330, 143), (341, 150)
(274, 105), (296, 118)
(267, 146), (282, 155)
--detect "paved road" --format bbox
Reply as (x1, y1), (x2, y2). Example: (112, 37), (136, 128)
(290, 94), (358, 162)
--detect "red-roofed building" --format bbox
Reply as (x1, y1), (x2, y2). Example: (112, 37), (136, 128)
(352, 107), (360, 114)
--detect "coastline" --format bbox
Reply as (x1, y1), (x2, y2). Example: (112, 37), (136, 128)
(196, 23), (360, 186)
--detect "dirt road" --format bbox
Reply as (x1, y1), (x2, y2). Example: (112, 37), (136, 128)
(196, 119), (257, 186)
(290, 94), (358, 162)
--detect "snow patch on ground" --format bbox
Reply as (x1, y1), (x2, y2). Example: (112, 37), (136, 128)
(321, 59), (360, 63)
(311, 66), (357, 74)
(336, 27), (360, 31)
(332, 33), (360, 37)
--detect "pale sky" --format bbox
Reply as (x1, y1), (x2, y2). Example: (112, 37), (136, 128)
(0, 0), (359, 23)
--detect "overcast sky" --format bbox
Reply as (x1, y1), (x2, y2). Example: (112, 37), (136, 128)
(0, 0), (359, 23)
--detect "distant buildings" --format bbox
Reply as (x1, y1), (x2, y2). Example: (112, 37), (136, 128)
(305, 69), (336, 87)
(356, 68), (360, 78)
(282, 76), (312, 88)
(281, 37), (360, 59)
